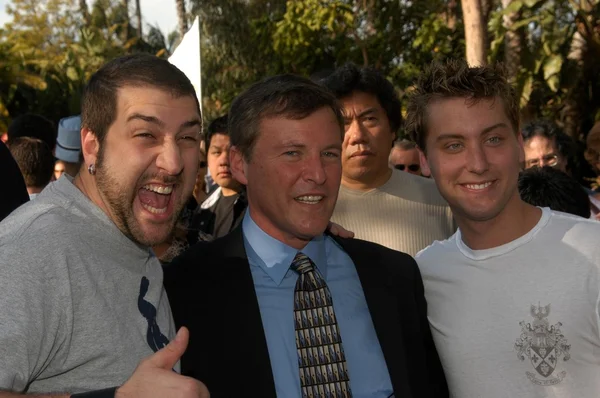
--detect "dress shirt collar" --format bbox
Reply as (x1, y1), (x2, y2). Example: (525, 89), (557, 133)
(242, 211), (327, 286)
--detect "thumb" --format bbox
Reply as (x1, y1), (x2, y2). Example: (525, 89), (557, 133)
(144, 326), (189, 370)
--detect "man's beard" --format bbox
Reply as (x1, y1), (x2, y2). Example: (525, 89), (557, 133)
(95, 145), (183, 247)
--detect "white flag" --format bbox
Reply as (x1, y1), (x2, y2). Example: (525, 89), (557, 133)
(169, 17), (202, 111)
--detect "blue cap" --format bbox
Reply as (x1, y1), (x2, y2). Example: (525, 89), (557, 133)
(55, 115), (82, 163)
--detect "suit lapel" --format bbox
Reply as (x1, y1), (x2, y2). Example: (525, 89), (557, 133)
(332, 237), (413, 397)
(209, 228), (277, 397)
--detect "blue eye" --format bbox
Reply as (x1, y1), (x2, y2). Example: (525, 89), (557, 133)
(446, 143), (462, 151)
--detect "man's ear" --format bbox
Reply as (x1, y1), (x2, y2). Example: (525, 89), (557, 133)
(229, 146), (248, 186)
(418, 147), (432, 177)
(81, 127), (100, 166)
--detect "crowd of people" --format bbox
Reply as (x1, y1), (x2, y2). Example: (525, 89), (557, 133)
(0, 53), (599, 398)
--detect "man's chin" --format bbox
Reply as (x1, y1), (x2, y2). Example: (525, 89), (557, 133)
(133, 228), (172, 247)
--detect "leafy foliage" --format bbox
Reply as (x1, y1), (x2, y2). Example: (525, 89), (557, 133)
(1, 0), (599, 142)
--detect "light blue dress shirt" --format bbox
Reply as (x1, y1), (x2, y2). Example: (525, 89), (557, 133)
(242, 212), (394, 398)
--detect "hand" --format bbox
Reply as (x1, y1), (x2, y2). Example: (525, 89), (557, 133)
(116, 327), (209, 398)
(327, 222), (354, 238)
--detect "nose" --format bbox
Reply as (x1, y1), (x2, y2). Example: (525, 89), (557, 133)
(346, 119), (368, 146)
(218, 148), (230, 166)
(465, 144), (489, 175)
(303, 154), (327, 185)
(156, 137), (184, 175)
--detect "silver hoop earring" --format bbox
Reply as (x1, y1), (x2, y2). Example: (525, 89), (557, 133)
(88, 163), (96, 175)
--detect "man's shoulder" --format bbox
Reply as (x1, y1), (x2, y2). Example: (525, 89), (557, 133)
(415, 233), (459, 263)
(331, 235), (418, 277)
(166, 231), (244, 277)
(546, 210), (600, 253)
(384, 170), (450, 206)
(0, 199), (76, 246)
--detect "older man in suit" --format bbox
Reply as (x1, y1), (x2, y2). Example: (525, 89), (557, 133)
(164, 74), (448, 398)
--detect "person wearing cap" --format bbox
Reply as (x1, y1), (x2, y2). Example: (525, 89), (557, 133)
(54, 115), (83, 179)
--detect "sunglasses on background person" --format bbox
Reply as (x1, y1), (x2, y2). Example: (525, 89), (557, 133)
(394, 163), (420, 172)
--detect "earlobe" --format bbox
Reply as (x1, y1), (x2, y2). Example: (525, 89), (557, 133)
(229, 146), (249, 186)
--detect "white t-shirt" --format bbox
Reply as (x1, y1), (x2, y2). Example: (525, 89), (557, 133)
(416, 208), (600, 398)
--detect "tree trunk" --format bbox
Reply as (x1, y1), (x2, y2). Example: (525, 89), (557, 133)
(79, 0), (90, 26)
(176, 0), (188, 40)
(461, 0), (488, 66)
(501, 0), (522, 81)
(135, 0), (142, 37)
(122, 0), (130, 42)
(446, 0), (458, 31)
(480, 0), (493, 26)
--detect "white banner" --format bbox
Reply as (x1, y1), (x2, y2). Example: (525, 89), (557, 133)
(169, 17), (202, 111)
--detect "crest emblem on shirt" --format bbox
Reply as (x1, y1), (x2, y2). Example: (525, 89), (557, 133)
(514, 303), (570, 386)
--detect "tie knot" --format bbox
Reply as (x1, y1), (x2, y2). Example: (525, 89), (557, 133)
(291, 252), (315, 274)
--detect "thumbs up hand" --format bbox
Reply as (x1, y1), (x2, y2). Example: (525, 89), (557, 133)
(115, 327), (209, 398)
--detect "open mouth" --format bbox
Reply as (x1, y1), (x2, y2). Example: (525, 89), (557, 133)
(463, 181), (493, 191)
(294, 195), (324, 205)
(138, 184), (174, 215)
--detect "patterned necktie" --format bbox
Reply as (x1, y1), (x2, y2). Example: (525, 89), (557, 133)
(291, 252), (352, 398)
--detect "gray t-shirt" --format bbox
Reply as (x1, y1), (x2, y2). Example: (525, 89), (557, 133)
(0, 176), (176, 394)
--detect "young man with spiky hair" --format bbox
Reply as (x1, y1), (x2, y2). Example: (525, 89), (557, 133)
(407, 59), (600, 397)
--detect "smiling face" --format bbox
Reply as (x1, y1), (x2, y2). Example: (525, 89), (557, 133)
(420, 96), (524, 224)
(90, 86), (201, 246)
(340, 91), (395, 187)
(230, 106), (343, 249)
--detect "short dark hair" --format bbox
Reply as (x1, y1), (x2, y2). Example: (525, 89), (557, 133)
(206, 114), (228, 149)
(406, 59), (519, 151)
(228, 74), (344, 160)
(518, 166), (591, 218)
(320, 63), (402, 134)
(394, 139), (417, 151)
(8, 137), (55, 189)
(81, 53), (201, 146)
(7, 114), (56, 150)
(522, 119), (575, 166)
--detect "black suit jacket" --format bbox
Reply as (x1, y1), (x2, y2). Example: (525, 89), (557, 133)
(164, 227), (448, 397)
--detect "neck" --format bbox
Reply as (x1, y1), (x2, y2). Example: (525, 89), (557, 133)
(27, 186), (44, 195)
(248, 207), (313, 250)
(221, 186), (241, 197)
(342, 167), (392, 192)
(457, 198), (542, 250)
(73, 172), (114, 223)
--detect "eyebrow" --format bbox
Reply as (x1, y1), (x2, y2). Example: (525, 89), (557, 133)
(127, 113), (201, 133)
(277, 142), (342, 151)
(177, 119), (202, 133)
(343, 107), (377, 119)
(435, 122), (509, 142)
(127, 113), (164, 127)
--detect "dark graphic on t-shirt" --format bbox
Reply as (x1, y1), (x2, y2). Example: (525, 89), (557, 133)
(138, 276), (169, 352)
(514, 303), (571, 386)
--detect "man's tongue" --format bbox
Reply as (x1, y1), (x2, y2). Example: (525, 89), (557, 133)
(138, 188), (170, 209)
